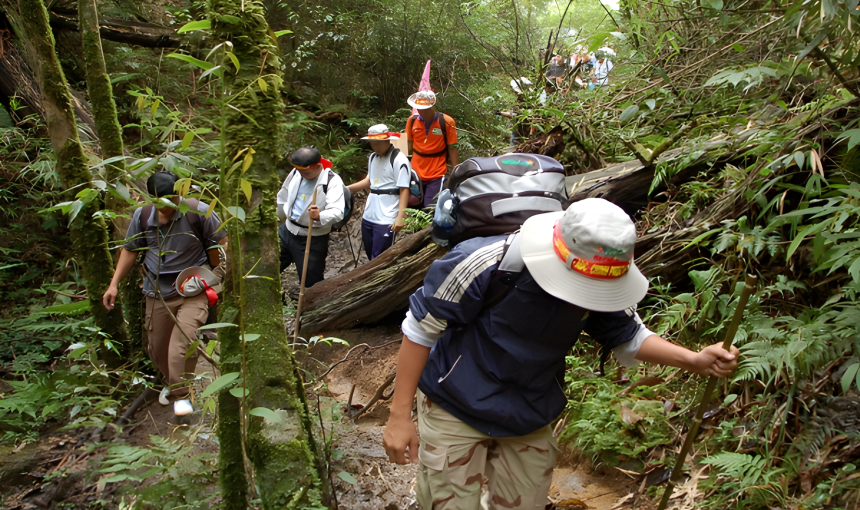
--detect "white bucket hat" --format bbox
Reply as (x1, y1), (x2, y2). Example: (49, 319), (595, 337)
(175, 266), (221, 305)
(520, 198), (648, 312)
(361, 124), (401, 141)
(510, 77), (533, 94)
(407, 90), (436, 109)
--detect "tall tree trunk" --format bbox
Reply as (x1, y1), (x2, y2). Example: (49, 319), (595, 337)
(7, 0), (128, 349)
(78, 0), (143, 354)
(209, 0), (332, 507)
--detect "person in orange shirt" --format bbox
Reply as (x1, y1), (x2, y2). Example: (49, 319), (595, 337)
(405, 90), (458, 207)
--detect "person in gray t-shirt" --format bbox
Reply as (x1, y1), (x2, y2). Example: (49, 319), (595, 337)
(102, 171), (228, 417)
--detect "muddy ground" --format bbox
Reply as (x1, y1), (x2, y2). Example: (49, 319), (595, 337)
(2, 195), (656, 509)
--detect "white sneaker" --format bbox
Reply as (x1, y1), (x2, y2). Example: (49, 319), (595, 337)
(173, 399), (194, 416)
(158, 388), (170, 406)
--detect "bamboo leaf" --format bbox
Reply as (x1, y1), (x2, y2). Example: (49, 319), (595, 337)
(336, 471), (357, 485)
(240, 178), (252, 203)
(226, 52), (241, 72)
(218, 15), (241, 24)
(274, 30), (293, 37)
(150, 99), (160, 117)
(166, 53), (215, 71)
(841, 363), (859, 393)
(205, 197), (217, 218)
(200, 372), (240, 399)
(835, 129), (860, 151)
(181, 131), (195, 150)
(177, 20), (211, 33)
(227, 206), (246, 222)
(242, 153), (253, 173)
(249, 407), (283, 423)
(229, 387), (249, 398)
(41, 301), (91, 314)
(620, 105), (639, 123)
(197, 322), (238, 330)
(796, 30), (828, 63)
(257, 77), (268, 93)
(242, 333), (260, 342)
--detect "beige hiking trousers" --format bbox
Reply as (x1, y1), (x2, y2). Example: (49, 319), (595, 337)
(144, 294), (208, 397)
(416, 390), (559, 510)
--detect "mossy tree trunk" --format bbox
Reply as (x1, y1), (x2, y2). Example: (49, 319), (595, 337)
(78, 0), (143, 354)
(209, 0), (332, 507)
(7, 0), (128, 349)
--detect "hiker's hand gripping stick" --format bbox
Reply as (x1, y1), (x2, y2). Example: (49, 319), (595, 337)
(657, 274), (757, 510)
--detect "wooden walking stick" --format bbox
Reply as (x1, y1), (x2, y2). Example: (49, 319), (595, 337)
(656, 273), (757, 510)
(293, 188), (318, 344)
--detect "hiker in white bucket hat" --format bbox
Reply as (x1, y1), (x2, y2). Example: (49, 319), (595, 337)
(383, 197), (740, 509)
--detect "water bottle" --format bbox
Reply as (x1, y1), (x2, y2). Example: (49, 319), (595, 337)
(431, 189), (456, 246)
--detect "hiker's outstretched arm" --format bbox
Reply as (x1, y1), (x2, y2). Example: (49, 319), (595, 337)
(448, 146), (459, 167)
(383, 337), (430, 465)
(347, 176), (370, 193)
(635, 334), (739, 378)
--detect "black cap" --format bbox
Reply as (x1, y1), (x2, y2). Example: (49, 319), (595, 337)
(146, 171), (178, 198)
(289, 147), (321, 168)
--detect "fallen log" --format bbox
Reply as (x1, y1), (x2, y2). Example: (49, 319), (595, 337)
(299, 227), (446, 334)
(49, 8), (180, 48)
(299, 125), (768, 333)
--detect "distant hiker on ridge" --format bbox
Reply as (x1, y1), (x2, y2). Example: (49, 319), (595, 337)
(406, 90), (458, 207)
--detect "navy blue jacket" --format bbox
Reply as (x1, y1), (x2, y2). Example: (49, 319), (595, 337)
(407, 236), (646, 437)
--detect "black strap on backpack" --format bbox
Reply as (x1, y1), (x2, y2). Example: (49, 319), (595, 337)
(140, 198), (209, 251)
(369, 148), (408, 195)
(407, 113), (450, 159)
(287, 169), (336, 229)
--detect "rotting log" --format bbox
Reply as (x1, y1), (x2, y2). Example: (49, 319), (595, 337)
(209, 0), (332, 507)
(298, 128), (765, 333)
(299, 228), (446, 335)
(49, 7), (180, 47)
(0, 35), (96, 136)
(5, 0), (127, 348)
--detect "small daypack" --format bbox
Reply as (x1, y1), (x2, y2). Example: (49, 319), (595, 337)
(283, 165), (354, 232)
(431, 153), (569, 247)
(406, 113), (449, 159)
(140, 197), (220, 267)
(369, 148), (423, 207)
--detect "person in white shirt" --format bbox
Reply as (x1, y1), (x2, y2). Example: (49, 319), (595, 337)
(592, 49), (614, 87)
(276, 147), (346, 287)
(347, 124), (411, 260)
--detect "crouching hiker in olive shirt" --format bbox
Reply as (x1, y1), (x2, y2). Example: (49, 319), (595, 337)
(103, 171), (228, 417)
(383, 199), (740, 510)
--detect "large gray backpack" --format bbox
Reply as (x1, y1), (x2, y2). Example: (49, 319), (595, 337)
(431, 153), (568, 247)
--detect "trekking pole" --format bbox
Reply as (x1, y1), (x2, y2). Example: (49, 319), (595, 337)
(656, 274), (757, 510)
(293, 189), (318, 345)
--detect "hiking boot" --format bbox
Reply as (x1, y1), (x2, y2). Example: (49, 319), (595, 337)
(173, 399), (194, 417)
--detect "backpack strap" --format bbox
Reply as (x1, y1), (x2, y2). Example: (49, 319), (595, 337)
(139, 199), (219, 266)
(389, 147), (400, 168)
(480, 233), (523, 312)
(436, 112), (448, 148)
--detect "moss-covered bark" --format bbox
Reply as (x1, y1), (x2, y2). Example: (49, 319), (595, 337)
(209, 0), (332, 507)
(9, 0), (128, 349)
(77, 0), (143, 354)
(217, 267), (249, 510)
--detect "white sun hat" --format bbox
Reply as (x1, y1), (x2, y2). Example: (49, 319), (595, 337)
(361, 124), (401, 140)
(510, 77), (533, 94)
(520, 198), (648, 312)
(175, 265), (220, 305)
(407, 90), (437, 109)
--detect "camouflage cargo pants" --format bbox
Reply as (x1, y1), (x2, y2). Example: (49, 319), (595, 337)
(416, 390), (558, 510)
